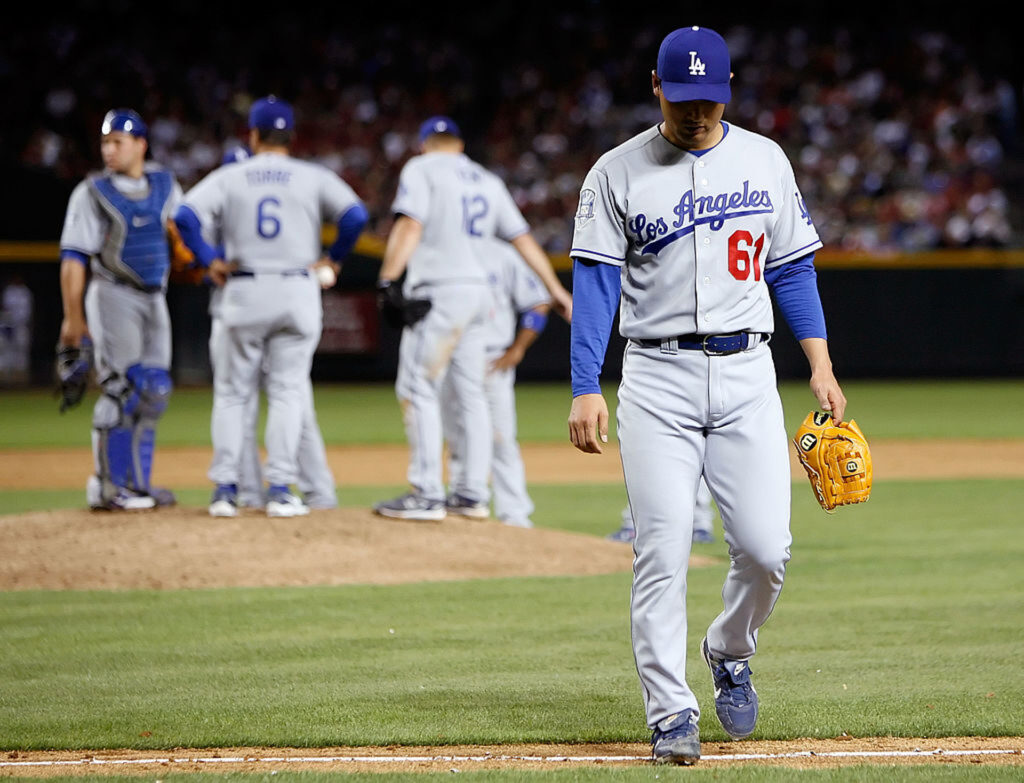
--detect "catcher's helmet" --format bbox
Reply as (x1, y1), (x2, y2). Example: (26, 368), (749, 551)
(101, 108), (148, 138)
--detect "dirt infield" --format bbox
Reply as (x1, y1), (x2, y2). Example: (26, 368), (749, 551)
(5, 438), (1024, 492)
(3, 737), (1023, 774)
(0, 505), (651, 591)
(4, 437), (1024, 592)
(3, 441), (1023, 771)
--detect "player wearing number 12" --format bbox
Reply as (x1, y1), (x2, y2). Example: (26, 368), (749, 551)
(567, 26), (847, 764)
(374, 117), (570, 521)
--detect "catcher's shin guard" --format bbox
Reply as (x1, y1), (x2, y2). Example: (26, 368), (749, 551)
(126, 366), (172, 493)
(96, 426), (134, 490)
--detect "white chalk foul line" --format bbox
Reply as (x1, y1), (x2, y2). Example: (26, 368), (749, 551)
(1, 748), (1020, 767)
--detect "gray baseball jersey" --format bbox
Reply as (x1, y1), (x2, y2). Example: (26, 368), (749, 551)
(571, 121), (818, 729)
(572, 123), (821, 338)
(382, 151), (533, 506)
(392, 152), (529, 291)
(482, 239), (551, 356)
(182, 152), (360, 272)
(182, 151), (361, 491)
(442, 239), (551, 525)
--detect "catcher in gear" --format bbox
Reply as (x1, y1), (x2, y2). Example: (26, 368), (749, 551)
(793, 411), (872, 511)
(58, 108), (183, 511)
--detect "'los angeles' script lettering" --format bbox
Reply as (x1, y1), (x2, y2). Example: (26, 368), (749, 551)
(672, 180), (772, 231)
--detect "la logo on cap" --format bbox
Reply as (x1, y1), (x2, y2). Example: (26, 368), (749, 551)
(688, 51), (707, 77)
(657, 25), (732, 104)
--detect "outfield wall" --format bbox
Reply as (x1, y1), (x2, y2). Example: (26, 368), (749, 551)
(2, 245), (1023, 386)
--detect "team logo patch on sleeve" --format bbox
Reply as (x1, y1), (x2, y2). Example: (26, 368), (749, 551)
(575, 188), (596, 229)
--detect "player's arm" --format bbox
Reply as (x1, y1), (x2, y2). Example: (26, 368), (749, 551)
(314, 203), (370, 286)
(327, 203), (369, 263)
(58, 252), (90, 347)
(765, 254), (846, 422)
(491, 303), (550, 372)
(508, 232), (572, 322)
(377, 213), (422, 284)
(568, 259), (620, 454)
(172, 204), (230, 285)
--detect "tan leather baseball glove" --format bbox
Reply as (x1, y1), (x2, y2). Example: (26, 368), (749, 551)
(792, 411), (872, 512)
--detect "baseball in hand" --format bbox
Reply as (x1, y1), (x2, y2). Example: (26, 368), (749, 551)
(315, 264), (337, 288)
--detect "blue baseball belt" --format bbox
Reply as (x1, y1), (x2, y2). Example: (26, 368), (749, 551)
(633, 332), (770, 356)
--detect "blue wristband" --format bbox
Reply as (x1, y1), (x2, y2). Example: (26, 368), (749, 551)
(519, 308), (548, 333)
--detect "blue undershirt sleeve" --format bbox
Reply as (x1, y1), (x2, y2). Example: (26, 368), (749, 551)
(328, 203), (369, 262)
(172, 205), (219, 268)
(764, 253), (827, 341)
(570, 259), (622, 397)
(60, 250), (90, 266)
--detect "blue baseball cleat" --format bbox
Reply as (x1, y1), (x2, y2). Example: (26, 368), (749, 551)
(651, 709), (700, 765)
(702, 637), (758, 739)
(209, 483), (239, 518)
(606, 524), (636, 543)
(266, 485), (310, 518)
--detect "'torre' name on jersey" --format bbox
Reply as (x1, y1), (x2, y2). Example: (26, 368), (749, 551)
(245, 168), (293, 186)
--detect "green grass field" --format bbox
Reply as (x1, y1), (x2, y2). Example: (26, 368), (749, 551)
(2, 379), (1023, 781)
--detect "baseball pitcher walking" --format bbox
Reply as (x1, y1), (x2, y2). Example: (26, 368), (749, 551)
(174, 96), (367, 517)
(568, 26), (847, 764)
(58, 108), (183, 511)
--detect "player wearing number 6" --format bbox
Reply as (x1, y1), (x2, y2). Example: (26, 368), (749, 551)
(174, 96), (367, 517)
(567, 26), (847, 764)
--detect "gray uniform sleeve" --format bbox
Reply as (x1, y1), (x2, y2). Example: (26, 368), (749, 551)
(509, 252), (551, 312)
(391, 159), (429, 222)
(490, 179), (530, 242)
(163, 180), (184, 223)
(570, 167), (627, 266)
(764, 147), (823, 268)
(180, 169), (226, 233)
(59, 181), (105, 256)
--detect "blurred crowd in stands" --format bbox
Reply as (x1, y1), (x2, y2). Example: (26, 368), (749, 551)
(6, 10), (1022, 253)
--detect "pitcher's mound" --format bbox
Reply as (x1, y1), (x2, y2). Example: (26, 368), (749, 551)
(0, 506), (718, 591)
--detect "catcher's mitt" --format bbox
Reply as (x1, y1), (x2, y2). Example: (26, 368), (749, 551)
(792, 411), (872, 512)
(55, 337), (94, 413)
(376, 279), (432, 328)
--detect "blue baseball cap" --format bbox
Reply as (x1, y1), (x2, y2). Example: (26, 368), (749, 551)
(248, 96), (294, 131)
(101, 108), (148, 138)
(221, 145), (251, 165)
(656, 26), (731, 104)
(418, 115), (461, 143)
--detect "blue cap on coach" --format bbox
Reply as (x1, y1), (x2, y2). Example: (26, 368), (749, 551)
(418, 115), (461, 143)
(101, 108), (148, 138)
(657, 26), (731, 104)
(248, 96), (294, 131)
